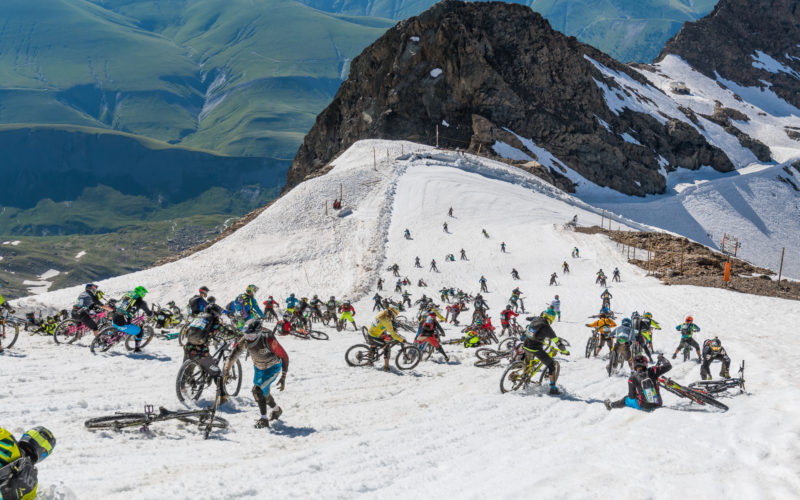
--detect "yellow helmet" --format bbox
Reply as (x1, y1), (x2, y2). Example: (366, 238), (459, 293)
(0, 428), (21, 466)
(388, 306), (399, 317)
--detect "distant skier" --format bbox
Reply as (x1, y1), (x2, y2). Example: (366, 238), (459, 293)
(550, 295), (561, 322)
(414, 257), (421, 268)
(430, 259), (439, 272)
(460, 248), (467, 260)
(377, 278), (383, 291)
(404, 229), (411, 240)
(479, 275), (488, 293)
(482, 229), (489, 238)
(443, 222), (449, 233)
(391, 263), (400, 277)
(501, 242), (506, 253)
(562, 261), (570, 274)
(448, 207), (453, 217)
(511, 268), (520, 280)
(549, 272), (558, 286)
(612, 268), (621, 282)
(571, 247), (579, 258)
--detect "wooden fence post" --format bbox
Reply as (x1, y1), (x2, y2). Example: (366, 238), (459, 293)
(477, 144), (482, 155)
(778, 247), (785, 284)
(373, 148), (376, 170)
(436, 124), (439, 148)
(387, 149), (390, 165)
(325, 200), (328, 216)
(601, 209), (605, 228)
(680, 239), (685, 274)
(340, 183), (343, 202)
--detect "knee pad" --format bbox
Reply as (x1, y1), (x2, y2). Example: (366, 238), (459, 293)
(252, 385), (265, 402)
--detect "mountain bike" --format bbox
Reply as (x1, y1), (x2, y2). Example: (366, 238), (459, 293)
(689, 361), (746, 394)
(176, 339), (243, 407)
(321, 310), (337, 327)
(658, 377), (729, 411)
(288, 316), (329, 340)
(677, 338), (694, 362)
(149, 302), (184, 331)
(53, 310), (111, 345)
(585, 329), (601, 358)
(85, 403), (228, 439)
(345, 337), (421, 370)
(500, 339), (569, 393)
(89, 315), (153, 354)
(607, 342), (629, 376)
(475, 338), (523, 368)
(0, 311), (22, 350)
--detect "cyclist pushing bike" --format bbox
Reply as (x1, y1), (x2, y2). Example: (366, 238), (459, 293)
(522, 309), (569, 395)
(183, 302), (225, 362)
(415, 311), (449, 362)
(112, 286), (153, 353)
(225, 318), (288, 429)
(672, 316), (701, 361)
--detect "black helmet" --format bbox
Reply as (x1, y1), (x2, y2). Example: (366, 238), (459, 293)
(711, 338), (722, 352)
(199, 286), (209, 294)
(85, 283), (97, 291)
(633, 354), (648, 370)
(207, 296), (217, 304)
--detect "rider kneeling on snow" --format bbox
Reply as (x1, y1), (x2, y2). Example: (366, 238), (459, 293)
(522, 310), (568, 395)
(605, 355), (672, 411)
(700, 337), (731, 380)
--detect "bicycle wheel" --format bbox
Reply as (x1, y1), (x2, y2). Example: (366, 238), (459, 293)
(53, 319), (78, 345)
(585, 336), (596, 358)
(1, 322), (20, 349)
(125, 326), (154, 351)
(223, 359), (243, 397)
(537, 360), (559, 385)
(176, 359), (208, 405)
(475, 347), (498, 361)
(166, 409), (230, 430)
(345, 344), (373, 367)
(607, 351), (618, 377)
(498, 337), (514, 352)
(85, 413), (150, 430)
(308, 330), (329, 340)
(90, 329), (115, 354)
(486, 330), (499, 345)
(686, 387), (729, 411)
(395, 345), (421, 370)
(178, 324), (190, 346)
(683, 347), (690, 362)
(474, 357), (501, 368)
(500, 361), (527, 393)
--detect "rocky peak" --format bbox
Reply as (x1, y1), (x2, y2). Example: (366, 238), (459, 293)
(288, 0), (733, 195)
(657, 0), (800, 109)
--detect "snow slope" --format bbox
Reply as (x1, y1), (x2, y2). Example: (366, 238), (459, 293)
(4, 141), (800, 499)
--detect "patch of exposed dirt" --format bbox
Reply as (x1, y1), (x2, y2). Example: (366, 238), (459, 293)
(575, 226), (799, 301)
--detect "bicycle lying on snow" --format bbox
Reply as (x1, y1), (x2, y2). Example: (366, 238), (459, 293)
(84, 403), (228, 439)
(689, 361), (746, 395)
(658, 377), (729, 411)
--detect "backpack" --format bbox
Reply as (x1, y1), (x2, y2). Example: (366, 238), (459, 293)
(186, 313), (213, 345)
(640, 377), (660, 405)
(117, 293), (138, 317)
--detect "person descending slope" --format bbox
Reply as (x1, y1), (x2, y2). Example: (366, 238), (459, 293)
(612, 268), (621, 282)
(460, 249), (467, 260)
(404, 229), (411, 240)
(549, 295), (561, 322)
(226, 319), (289, 429)
(443, 222), (449, 233)
(562, 261), (570, 274)
(416, 311), (449, 362)
(377, 278), (383, 291)
(549, 273), (558, 286)
(500, 305), (519, 336)
(415, 257), (422, 268)
(501, 242), (506, 253)
(430, 259), (439, 273)
(479, 275), (488, 293)
(605, 355), (671, 411)
(511, 268), (520, 280)
(571, 247), (579, 258)
(71, 283), (109, 338)
(673, 316), (702, 361)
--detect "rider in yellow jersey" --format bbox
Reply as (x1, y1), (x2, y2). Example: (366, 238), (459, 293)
(367, 308), (405, 371)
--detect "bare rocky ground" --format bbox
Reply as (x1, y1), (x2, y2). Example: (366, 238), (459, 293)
(575, 226), (799, 301)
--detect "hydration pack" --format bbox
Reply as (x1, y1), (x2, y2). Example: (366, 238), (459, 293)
(641, 377), (660, 405)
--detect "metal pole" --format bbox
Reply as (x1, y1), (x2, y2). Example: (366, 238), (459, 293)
(373, 148), (376, 170)
(601, 209), (605, 229)
(778, 247), (785, 283)
(680, 239), (685, 274)
(325, 200), (328, 216)
(436, 124), (439, 148)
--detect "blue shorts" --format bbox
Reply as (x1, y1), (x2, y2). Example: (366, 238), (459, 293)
(254, 362), (282, 397)
(624, 397), (656, 412)
(113, 323), (142, 338)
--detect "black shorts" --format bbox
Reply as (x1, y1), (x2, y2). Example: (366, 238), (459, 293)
(73, 309), (97, 331)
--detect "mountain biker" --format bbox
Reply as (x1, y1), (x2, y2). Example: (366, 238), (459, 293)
(611, 318), (635, 369)
(482, 229), (489, 238)
(232, 285), (264, 328)
(183, 302), (224, 362)
(460, 249), (467, 260)
(0, 426), (56, 500)
(586, 316), (617, 357)
(600, 289), (612, 309)
(188, 286), (210, 315)
(501, 242), (506, 253)
(274, 312), (293, 335)
(391, 263), (400, 277)
(700, 337), (731, 380)
(401, 291), (412, 308)
(605, 354), (672, 411)
(395, 279), (403, 293)
(377, 278), (383, 291)
(430, 259), (438, 272)
(0, 284), (15, 349)
(571, 247), (579, 258)
(71, 283), (109, 337)
(367, 307), (406, 371)
(414, 257), (421, 268)
(339, 300), (356, 330)
(325, 296), (339, 321)
(446, 302), (462, 325)
(550, 295), (561, 321)
(630, 312), (654, 363)
(309, 295), (324, 318)
(612, 268), (621, 282)
(522, 310), (569, 395)
(404, 229), (411, 239)
(372, 293), (383, 311)
(294, 297), (311, 328)
(442, 222), (448, 233)
(112, 286), (153, 353)
(549, 272), (558, 286)
(285, 293), (299, 313)
(417, 279), (427, 287)
(500, 305), (519, 336)
(479, 276), (488, 293)
(226, 318), (288, 429)
(562, 261), (569, 273)
(511, 268), (520, 280)
(672, 316), (702, 360)
(640, 312), (661, 351)
(595, 269), (606, 284)
(262, 296), (279, 321)
(416, 311), (449, 361)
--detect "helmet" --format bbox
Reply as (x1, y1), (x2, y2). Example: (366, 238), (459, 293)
(85, 283), (97, 291)
(633, 354), (648, 371)
(330, 296), (335, 301)
(0, 428), (21, 466)
(554, 295), (559, 300)
(199, 286), (209, 295)
(290, 293), (295, 298)
(244, 319), (264, 342)
(631, 311), (640, 319)
(643, 312), (652, 319)
(685, 316), (693, 323)
(269, 295), (273, 299)
(711, 338), (722, 352)
(208, 296), (216, 304)
(19, 427), (55, 464)
(246, 284), (258, 295)
(301, 297), (308, 302)
(343, 300), (350, 305)
(541, 309), (555, 324)
(621, 318), (632, 327)
(133, 286), (148, 298)
(602, 306), (611, 314)
(283, 312), (290, 318)
(313, 294), (318, 299)
(506, 304), (512, 310)
(388, 307), (398, 317)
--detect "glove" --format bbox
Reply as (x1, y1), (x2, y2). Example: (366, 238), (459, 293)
(277, 373), (286, 391)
